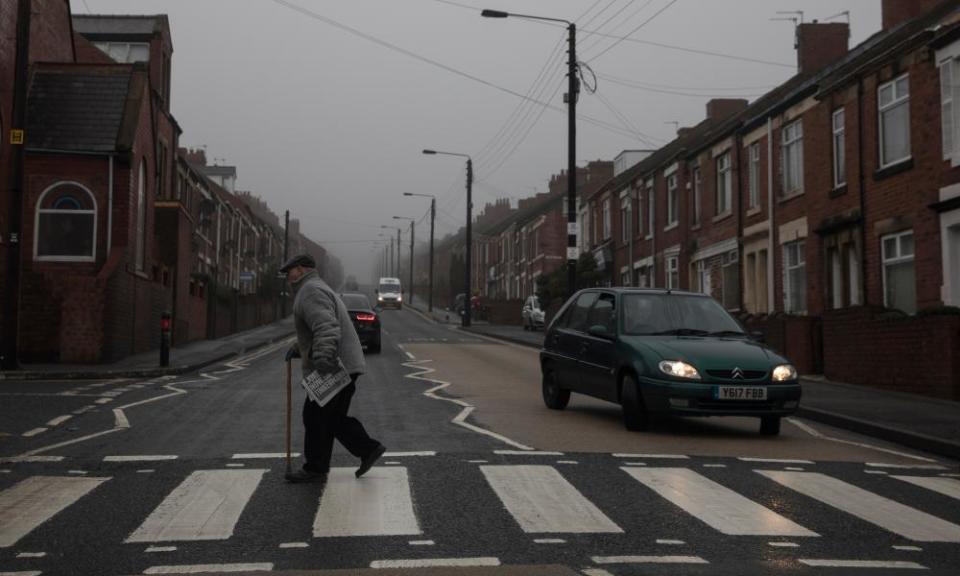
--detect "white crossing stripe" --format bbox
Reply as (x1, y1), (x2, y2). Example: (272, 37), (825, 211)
(798, 559), (927, 569)
(481, 465), (622, 534)
(892, 475), (960, 501)
(758, 471), (960, 542)
(370, 558), (500, 569)
(143, 563), (273, 574)
(591, 555), (708, 565)
(0, 476), (108, 548)
(313, 467), (420, 537)
(127, 469), (266, 542)
(624, 467), (817, 537)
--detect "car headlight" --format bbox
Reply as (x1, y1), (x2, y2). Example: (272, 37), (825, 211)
(398, 295), (403, 302)
(659, 360), (701, 380)
(772, 364), (798, 382)
(378, 295), (384, 301)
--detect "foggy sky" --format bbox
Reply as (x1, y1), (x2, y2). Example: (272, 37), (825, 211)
(72, 0), (882, 283)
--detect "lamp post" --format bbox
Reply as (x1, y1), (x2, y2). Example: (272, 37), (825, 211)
(404, 193), (436, 312)
(393, 216), (415, 305)
(482, 8), (578, 298)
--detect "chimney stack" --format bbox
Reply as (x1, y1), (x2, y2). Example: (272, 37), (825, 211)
(796, 21), (849, 74)
(706, 98), (749, 121)
(882, 0), (941, 30)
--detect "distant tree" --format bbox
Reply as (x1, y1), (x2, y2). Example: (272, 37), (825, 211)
(536, 253), (606, 310)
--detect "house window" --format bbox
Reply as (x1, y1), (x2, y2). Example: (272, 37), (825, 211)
(620, 196), (631, 243)
(602, 198), (611, 240)
(882, 230), (915, 314)
(716, 153), (731, 215)
(879, 74), (911, 168)
(940, 56), (959, 163)
(692, 167), (702, 226)
(832, 109), (846, 187)
(748, 143), (760, 209)
(694, 259), (710, 295)
(35, 183), (97, 261)
(783, 240), (806, 314)
(646, 187), (654, 237)
(722, 250), (740, 310)
(666, 174), (678, 228)
(781, 120), (804, 196)
(666, 255), (679, 289)
(136, 161), (147, 271)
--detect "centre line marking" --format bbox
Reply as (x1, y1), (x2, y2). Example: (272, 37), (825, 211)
(279, 542), (308, 549)
(494, 450), (563, 456)
(768, 541), (800, 548)
(21, 428), (47, 438)
(739, 457), (813, 464)
(145, 546), (177, 553)
(104, 455), (177, 462)
(46, 415), (72, 427)
(893, 545), (923, 551)
(613, 453), (688, 459)
(409, 540), (435, 546)
(656, 539), (685, 545)
(231, 453), (300, 459)
(15, 552), (46, 558)
(592, 555), (708, 565)
(534, 538), (566, 544)
(383, 451), (435, 457)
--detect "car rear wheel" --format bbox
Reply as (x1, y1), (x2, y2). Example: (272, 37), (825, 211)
(759, 416), (781, 436)
(542, 366), (570, 410)
(620, 374), (649, 431)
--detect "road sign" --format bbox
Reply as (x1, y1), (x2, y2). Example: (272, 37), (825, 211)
(239, 271), (255, 282)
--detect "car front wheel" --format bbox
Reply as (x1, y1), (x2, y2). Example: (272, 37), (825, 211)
(542, 366), (570, 410)
(620, 374), (649, 431)
(760, 416), (781, 436)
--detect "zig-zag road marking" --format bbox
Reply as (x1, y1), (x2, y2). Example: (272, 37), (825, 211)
(402, 359), (533, 451)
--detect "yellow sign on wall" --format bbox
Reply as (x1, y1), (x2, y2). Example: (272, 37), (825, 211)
(10, 129), (24, 145)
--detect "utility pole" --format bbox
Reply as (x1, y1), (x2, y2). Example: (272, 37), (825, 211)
(464, 158), (473, 327)
(565, 22), (578, 299)
(2, 0), (31, 370)
(282, 210), (289, 317)
(396, 227), (401, 279)
(408, 220), (414, 305)
(429, 197), (435, 312)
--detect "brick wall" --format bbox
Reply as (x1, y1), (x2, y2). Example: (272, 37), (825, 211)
(738, 313), (822, 375)
(822, 307), (960, 399)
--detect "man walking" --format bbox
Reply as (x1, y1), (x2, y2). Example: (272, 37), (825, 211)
(282, 253), (386, 484)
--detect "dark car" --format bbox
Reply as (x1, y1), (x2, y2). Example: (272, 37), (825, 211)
(341, 293), (381, 353)
(540, 288), (800, 435)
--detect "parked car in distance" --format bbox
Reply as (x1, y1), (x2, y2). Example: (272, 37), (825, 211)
(341, 292), (381, 353)
(522, 295), (545, 331)
(540, 288), (800, 435)
(377, 277), (402, 309)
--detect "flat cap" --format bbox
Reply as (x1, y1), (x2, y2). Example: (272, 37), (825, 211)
(279, 253), (316, 273)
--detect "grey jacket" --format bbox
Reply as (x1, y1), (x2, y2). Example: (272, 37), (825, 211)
(291, 271), (365, 377)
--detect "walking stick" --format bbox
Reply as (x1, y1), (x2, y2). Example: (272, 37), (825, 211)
(285, 358), (292, 476)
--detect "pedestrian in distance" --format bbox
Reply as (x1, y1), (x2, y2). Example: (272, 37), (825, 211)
(281, 253), (386, 484)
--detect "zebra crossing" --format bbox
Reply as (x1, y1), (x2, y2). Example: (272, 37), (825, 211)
(1, 455), (959, 572)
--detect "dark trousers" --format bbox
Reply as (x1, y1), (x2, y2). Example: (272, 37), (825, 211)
(302, 376), (380, 474)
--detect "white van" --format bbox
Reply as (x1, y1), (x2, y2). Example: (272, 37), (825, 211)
(377, 277), (403, 309)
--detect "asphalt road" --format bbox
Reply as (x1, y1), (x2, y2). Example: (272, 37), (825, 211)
(1, 308), (958, 576)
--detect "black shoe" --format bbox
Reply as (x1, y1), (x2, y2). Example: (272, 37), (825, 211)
(356, 444), (386, 478)
(285, 469), (328, 484)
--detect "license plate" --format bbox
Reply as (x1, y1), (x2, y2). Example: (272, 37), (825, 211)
(715, 386), (767, 400)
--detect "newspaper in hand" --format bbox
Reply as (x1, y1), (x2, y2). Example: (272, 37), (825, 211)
(300, 362), (352, 407)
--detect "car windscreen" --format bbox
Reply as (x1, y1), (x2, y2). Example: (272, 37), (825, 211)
(341, 294), (371, 309)
(622, 293), (744, 336)
(378, 283), (400, 293)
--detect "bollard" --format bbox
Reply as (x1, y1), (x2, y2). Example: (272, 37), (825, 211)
(160, 310), (171, 367)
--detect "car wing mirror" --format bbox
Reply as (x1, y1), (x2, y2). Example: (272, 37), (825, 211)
(588, 325), (614, 340)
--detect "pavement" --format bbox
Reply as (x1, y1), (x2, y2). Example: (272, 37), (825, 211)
(406, 299), (960, 461)
(0, 317), (295, 381)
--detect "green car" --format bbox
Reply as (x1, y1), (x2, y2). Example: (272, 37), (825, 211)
(539, 288), (801, 435)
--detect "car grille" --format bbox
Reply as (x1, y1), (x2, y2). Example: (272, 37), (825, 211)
(706, 369), (767, 380)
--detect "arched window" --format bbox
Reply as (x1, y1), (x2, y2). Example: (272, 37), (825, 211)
(136, 160), (147, 270)
(34, 182), (97, 261)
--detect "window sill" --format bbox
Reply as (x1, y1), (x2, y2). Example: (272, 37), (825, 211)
(874, 157), (913, 180)
(663, 223), (679, 232)
(644, 235), (652, 241)
(829, 184), (848, 198)
(779, 191), (804, 204)
(746, 207), (762, 217)
(34, 256), (96, 263)
(712, 211), (733, 223)
(690, 224), (701, 231)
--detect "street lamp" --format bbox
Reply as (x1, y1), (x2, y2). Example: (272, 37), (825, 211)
(393, 216), (415, 305)
(422, 149), (473, 327)
(404, 193), (436, 312)
(482, 8), (578, 298)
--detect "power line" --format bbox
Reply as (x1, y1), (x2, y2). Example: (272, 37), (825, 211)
(587, 0), (680, 62)
(597, 72), (776, 92)
(579, 0), (652, 56)
(597, 72), (766, 98)
(593, 91), (661, 147)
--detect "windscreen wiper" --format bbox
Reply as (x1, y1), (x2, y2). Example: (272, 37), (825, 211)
(652, 328), (709, 336)
(708, 330), (747, 337)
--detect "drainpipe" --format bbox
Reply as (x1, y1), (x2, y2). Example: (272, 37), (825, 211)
(767, 117), (775, 312)
(628, 188), (634, 286)
(857, 75), (867, 306)
(107, 155), (114, 257)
